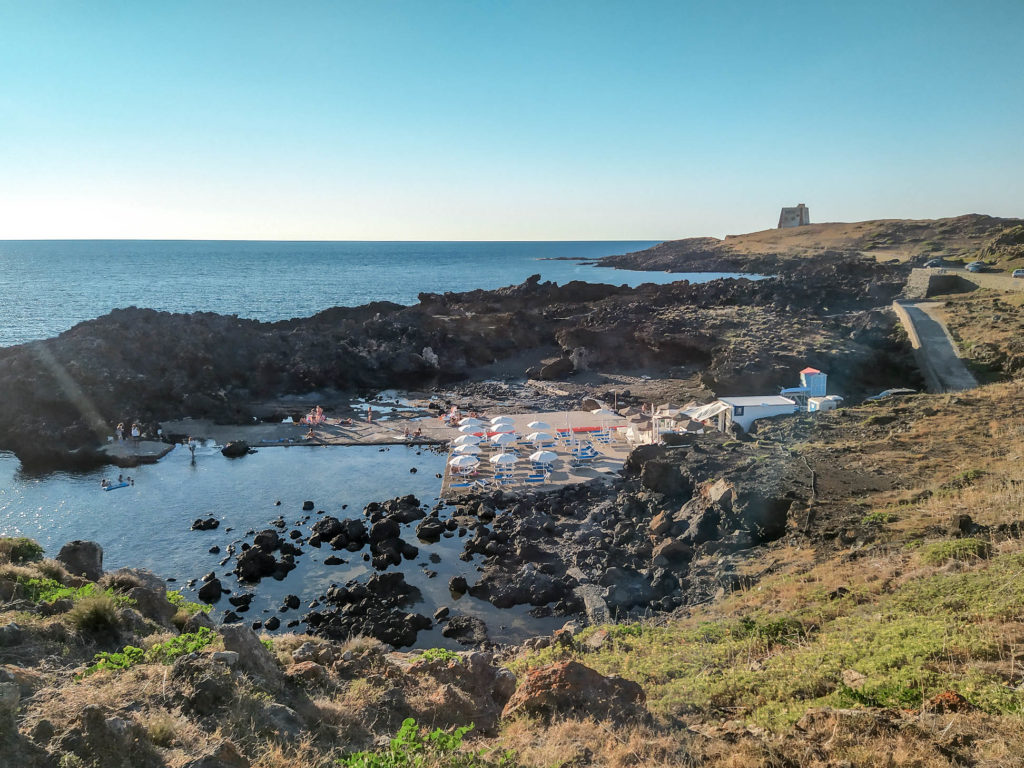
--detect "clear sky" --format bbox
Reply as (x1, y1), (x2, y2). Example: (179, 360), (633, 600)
(0, 1), (1021, 240)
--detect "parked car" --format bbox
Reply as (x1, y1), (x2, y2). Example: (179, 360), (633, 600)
(924, 259), (944, 268)
(966, 262), (987, 273)
(864, 388), (917, 402)
(1013, 269), (1024, 278)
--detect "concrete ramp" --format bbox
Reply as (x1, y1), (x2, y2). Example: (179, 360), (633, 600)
(892, 300), (978, 393)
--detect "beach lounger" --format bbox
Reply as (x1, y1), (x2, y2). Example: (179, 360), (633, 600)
(525, 475), (545, 485)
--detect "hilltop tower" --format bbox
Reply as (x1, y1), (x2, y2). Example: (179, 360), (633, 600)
(778, 203), (810, 228)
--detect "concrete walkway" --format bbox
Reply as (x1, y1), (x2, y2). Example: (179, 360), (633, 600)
(892, 300), (978, 393)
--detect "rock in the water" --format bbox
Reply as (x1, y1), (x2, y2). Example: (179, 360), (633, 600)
(221, 441), (250, 458)
(198, 579), (223, 603)
(441, 615), (489, 646)
(56, 540), (103, 581)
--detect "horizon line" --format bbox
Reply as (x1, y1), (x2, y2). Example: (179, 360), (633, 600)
(0, 237), (668, 244)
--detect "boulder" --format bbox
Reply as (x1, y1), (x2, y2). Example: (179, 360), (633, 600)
(285, 661), (330, 688)
(56, 540), (103, 581)
(234, 547), (277, 582)
(369, 518), (401, 542)
(441, 615), (489, 646)
(182, 740), (250, 768)
(115, 569), (177, 625)
(219, 625), (283, 687)
(501, 660), (646, 722)
(198, 578), (223, 603)
(600, 567), (654, 612)
(640, 461), (691, 497)
(535, 356), (574, 380)
(415, 518), (447, 542)
(409, 651), (517, 736)
(221, 441), (250, 458)
(0, 623), (25, 647)
(253, 530), (280, 551)
(651, 538), (692, 568)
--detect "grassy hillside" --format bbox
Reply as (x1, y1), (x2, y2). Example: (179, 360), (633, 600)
(600, 214), (1024, 272)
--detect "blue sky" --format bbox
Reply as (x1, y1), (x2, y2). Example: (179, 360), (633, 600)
(0, 1), (1021, 239)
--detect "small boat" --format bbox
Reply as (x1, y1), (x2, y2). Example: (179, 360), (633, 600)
(103, 482), (130, 492)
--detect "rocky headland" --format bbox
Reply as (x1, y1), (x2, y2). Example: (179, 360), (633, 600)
(0, 246), (913, 469)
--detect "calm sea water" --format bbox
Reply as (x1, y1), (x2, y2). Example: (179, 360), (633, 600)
(0, 239), (738, 348)
(0, 441), (563, 647)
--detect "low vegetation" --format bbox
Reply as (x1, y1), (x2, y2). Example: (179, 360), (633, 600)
(79, 627), (216, 678)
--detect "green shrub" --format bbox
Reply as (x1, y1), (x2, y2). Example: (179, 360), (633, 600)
(943, 469), (987, 490)
(920, 538), (992, 566)
(0, 537), (44, 564)
(80, 645), (145, 677)
(146, 627), (216, 664)
(419, 648), (462, 664)
(79, 627), (216, 678)
(862, 510), (896, 526)
(13, 576), (135, 608)
(167, 589), (211, 615)
(337, 718), (516, 767)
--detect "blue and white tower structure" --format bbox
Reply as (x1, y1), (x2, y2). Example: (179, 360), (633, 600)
(780, 366), (828, 409)
(800, 367), (827, 396)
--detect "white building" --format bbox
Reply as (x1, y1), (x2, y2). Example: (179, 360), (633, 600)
(685, 396), (798, 433)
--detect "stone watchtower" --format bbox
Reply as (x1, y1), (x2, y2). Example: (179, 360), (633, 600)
(778, 203), (810, 228)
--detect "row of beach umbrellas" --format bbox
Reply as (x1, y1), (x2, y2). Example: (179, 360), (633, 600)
(448, 408), (619, 477)
(449, 448), (558, 470)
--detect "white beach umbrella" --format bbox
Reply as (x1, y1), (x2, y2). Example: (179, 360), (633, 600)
(489, 453), (517, 465)
(526, 431), (554, 443)
(591, 408), (617, 431)
(458, 424), (482, 434)
(490, 415), (514, 425)
(453, 434), (482, 446)
(529, 450), (558, 464)
(490, 432), (516, 447)
(459, 417), (486, 427)
(526, 420), (551, 431)
(453, 443), (481, 455)
(448, 455), (479, 469)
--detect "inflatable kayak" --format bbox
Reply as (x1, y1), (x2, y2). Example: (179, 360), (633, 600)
(103, 482), (130, 491)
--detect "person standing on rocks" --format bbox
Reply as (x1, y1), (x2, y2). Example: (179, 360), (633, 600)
(116, 422), (124, 442)
(367, 406), (374, 424)
(131, 423), (140, 444)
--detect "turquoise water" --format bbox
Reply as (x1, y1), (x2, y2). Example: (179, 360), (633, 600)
(0, 239), (741, 347)
(0, 442), (564, 646)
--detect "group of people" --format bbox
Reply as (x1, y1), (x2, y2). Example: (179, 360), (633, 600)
(300, 405), (327, 426)
(402, 425), (423, 439)
(115, 422), (142, 444)
(440, 406), (481, 426)
(100, 474), (134, 489)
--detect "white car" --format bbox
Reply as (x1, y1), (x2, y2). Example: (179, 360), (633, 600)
(1013, 269), (1024, 278)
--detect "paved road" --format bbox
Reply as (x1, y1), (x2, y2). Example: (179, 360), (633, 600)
(892, 300), (978, 393)
(927, 267), (1024, 292)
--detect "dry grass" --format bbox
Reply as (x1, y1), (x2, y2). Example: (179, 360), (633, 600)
(500, 717), (690, 768)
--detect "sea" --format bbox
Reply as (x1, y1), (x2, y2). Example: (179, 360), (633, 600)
(0, 238), (743, 348)
(0, 239), (746, 645)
